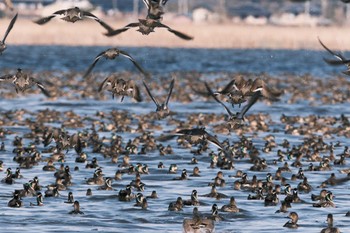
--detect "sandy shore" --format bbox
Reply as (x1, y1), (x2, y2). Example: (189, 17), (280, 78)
(3, 17), (350, 50)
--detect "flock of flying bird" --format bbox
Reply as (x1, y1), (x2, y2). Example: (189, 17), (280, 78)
(1, 0), (350, 232)
(0, 0), (279, 151)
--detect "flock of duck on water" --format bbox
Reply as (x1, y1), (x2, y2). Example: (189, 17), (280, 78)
(1, 0), (350, 232)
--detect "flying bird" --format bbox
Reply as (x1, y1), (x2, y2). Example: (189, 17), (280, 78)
(83, 48), (148, 79)
(204, 82), (260, 123)
(105, 18), (193, 40)
(0, 68), (50, 97)
(212, 78), (247, 108)
(175, 127), (225, 150)
(0, 13), (18, 54)
(99, 75), (142, 102)
(157, 127), (224, 150)
(193, 76), (280, 109)
(104, 0), (191, 40)
(215, 76), (281, 106)
(142, 0), (168, 20)
(143, 77), (175, 119)
(34, 7), (114, 33)
(318, 37), (350, 75)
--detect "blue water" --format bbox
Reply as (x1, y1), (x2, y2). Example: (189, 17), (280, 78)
(0, 46), (342, 77)
(0, 47), (349, 233)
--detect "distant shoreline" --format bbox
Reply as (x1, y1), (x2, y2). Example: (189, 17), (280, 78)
(2, 18), (350, 50)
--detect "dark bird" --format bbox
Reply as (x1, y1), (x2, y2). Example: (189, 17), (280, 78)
(221, 196), (239, 212)
(0, 13), (18, 54)
(0, 68), (50, 97)
(321, 214), (340, 233)
(213, 78), (247, 108)
(30, 192), (44, 206)
(283, 212), (299, 228)
(142, 0), (167, 20)
(182, 207), (214, 233)
(212, 77), (281, 106)
(158, 127), (233, 157)
(8, 192), (22, 208)
(176, 127), (224, 151)
(318, 37), (350, 75)
(201, 185), (228, 199)
(105, 18), (193, 40)
(118, 185), (134, 201)
(65, 191), (74, 204)
(142, 77), (175, 119)
(183, 190), (200, 206)
(69, 201), (84, 214)
(209, 204), (224, 221)
(312, 191), (335, 208)
(83, 48), (148, 79)
(98, 75), (142, 102)
(2, 167), (14, 184)
(168, 197), (183, 211)
(34, 7), (114, 33)
(204, 81), (260, 122)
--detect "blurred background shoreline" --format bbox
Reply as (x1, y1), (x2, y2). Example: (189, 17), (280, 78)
(1, 0), (350, 50)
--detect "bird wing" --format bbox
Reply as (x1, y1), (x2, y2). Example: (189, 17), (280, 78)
(34, 10), (66, 25)
(104, 23), (139, 37)
(175, 128), (190, 135)
(189, 83), (212, 97)
(218, 79), (237, 94)
(129, 81), (142, 102)
(165, 78), (175, 107)
(142, 79), (160, 108)
(2, 13), (18, 43)
(323, 58), (350, 66)
(81, 10), (99, 21)
(34, 15), (56, 25)
(318, 37), (347, 62)
(142, 0), (151, 9)
(71, 133), (83, 154)
(82, 11), (115, 33)
(342, 70), (350, 76)
(204, 131), (224, 150)
(176, 128), (206, 136)
(204, 82), (234, 117)
(119, 50), (148, 77)
(97, 20), (115, 34)
(33, 78), (51, 97)
(83, 51), (105, 79)
(43, 131), (53, 147)
(156, 134), (177, 142)
(0, 74), (14, 82)
(155, 22), (193, 40)
(52, 9), (69, 15)
(261, 85), (282, 100)
(237, 91), (261, 120)
(98, 76), (113, 92)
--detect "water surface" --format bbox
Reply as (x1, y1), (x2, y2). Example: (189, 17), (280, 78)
(0, 47), (349, 233)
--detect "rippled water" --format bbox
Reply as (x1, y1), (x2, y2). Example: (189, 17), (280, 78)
(0, 47), (350, 233)
(0, 45), (345, 76)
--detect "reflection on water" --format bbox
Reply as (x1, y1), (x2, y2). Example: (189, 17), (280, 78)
(0, 47), (349, 232)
